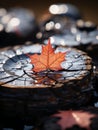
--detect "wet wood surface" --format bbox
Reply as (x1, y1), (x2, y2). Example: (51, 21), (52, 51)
(0, 44), (92, 88)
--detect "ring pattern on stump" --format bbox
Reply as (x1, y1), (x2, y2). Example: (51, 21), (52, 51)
(0, 44), (92, 88)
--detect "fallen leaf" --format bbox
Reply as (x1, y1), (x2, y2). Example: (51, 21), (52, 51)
(52, 110), (95, 130)
(28, 39), (66, 72)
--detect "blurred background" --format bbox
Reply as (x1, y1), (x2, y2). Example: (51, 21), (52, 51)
(0, 0), (98, 24)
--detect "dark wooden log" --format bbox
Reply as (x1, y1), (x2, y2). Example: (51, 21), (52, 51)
(0, 44), (93, 120)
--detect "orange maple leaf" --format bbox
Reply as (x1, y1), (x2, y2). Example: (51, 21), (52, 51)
(28, 39), (66, 72)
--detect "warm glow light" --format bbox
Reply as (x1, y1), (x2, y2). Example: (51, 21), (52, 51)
(49, 5), (59, 14)
(50, 37), (55, 43)
(77, 20), (84, 27)
(9, 18), (20, 27)
(55, 23), (61, 29)
(76, 34), (81, 42)
(45, 21), (54, 31)
(49, 4), (68, 14)
(36, 32), (42, 39)
(85, 21), (92, 27)
(60, 40), (66, 46)
(71, 27), (77, 34)
(6, 18), (20, 32)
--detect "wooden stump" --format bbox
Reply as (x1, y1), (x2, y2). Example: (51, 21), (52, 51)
(0, 44), (93, 119)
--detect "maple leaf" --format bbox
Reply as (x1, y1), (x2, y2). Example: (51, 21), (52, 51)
(52, 110), (95, 130)
(28, 39), (66, 72)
